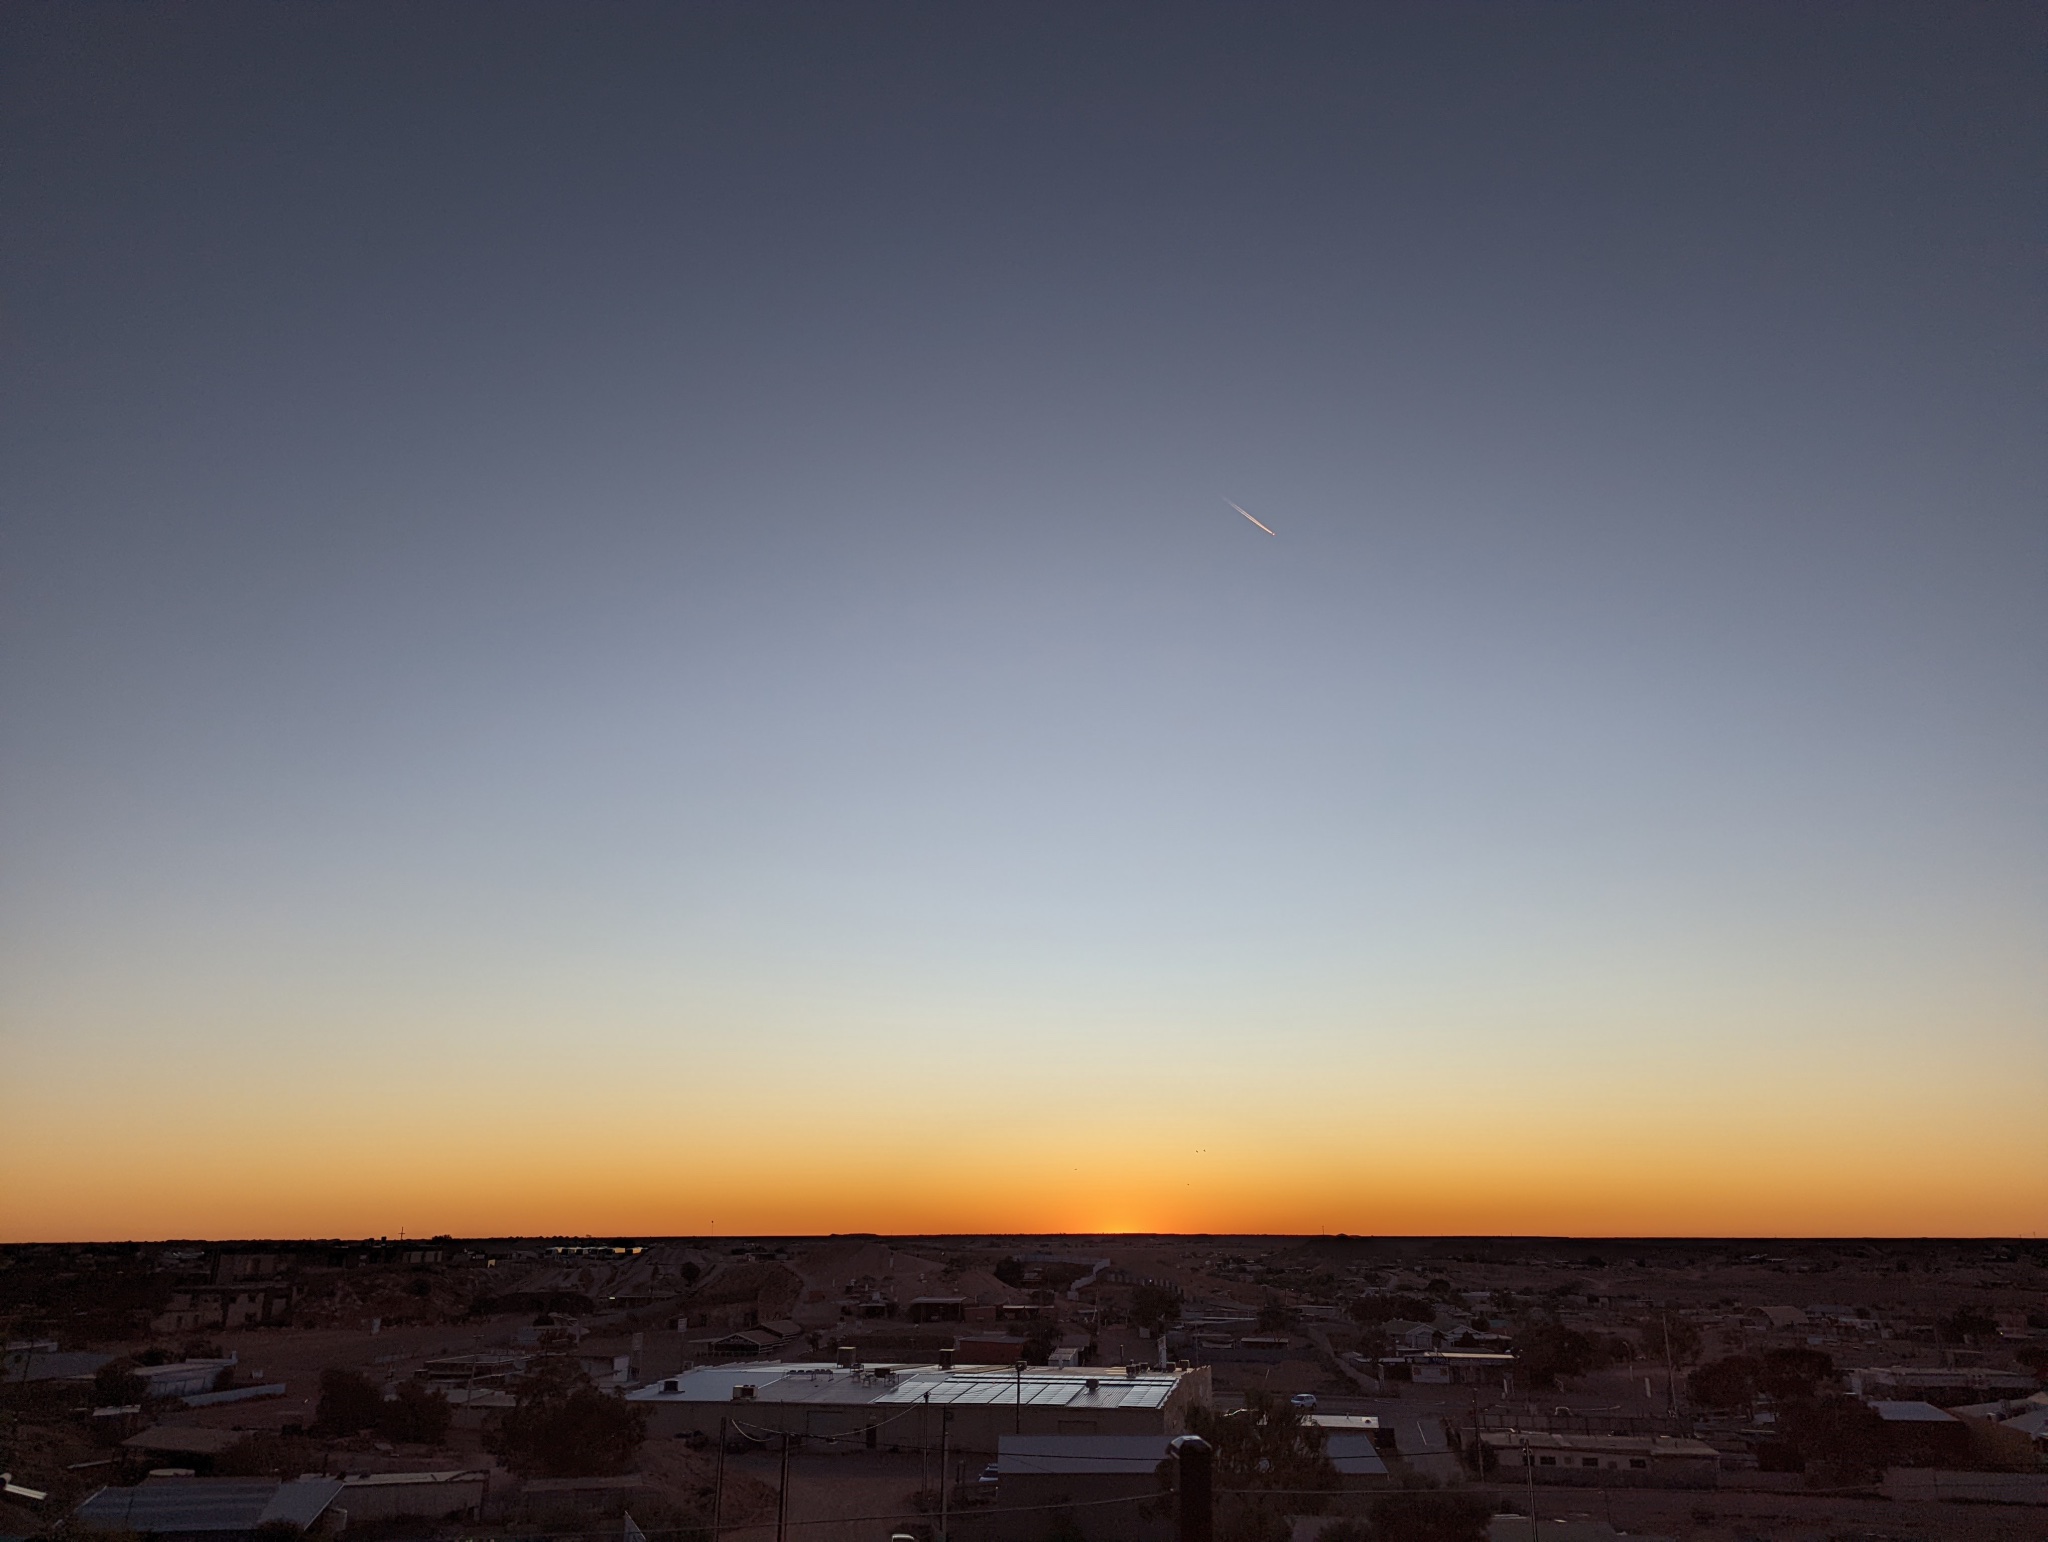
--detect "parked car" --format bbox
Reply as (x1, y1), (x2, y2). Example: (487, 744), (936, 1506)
(1290, 1393), (1319, 1410)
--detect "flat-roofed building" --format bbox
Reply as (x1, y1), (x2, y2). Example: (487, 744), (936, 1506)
(1302, 1416), (1391, 1488)
(1869, 1399), (1971, 1466)
(992, 1435), (1173, 1542)
(1480, 1431), (1719, 1488)
(335, 1471), (488, 1524)
(1406, 1350), (1516, 1385)
(121, 1427), (248, 1467)
(955, 1334), (1032, 1363)
(625, 1362), (1211, 1453)
(1846, 1366), (2040, 1402)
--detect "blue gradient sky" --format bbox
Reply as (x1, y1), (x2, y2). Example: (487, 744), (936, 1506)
(2, 3), (2043, 1239)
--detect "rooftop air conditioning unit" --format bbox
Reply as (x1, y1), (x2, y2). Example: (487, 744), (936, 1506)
(732, 1384), (756, 1401)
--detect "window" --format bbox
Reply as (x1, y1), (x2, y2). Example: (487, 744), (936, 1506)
(1539, 1456), (1556, 1466)
(1629, 1458), (1646, 1470)
(1583, 1457), (1600, 1468)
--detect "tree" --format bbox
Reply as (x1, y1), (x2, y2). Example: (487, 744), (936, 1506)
(1635, 1315), (1702, 1368)
(380, 1380), (452, 1444)
(1367, 1490), (1494, 1542)
(1780, 1395), (1888, 1488)
(1940, 1308), (1998, 1346)
(1218, 1509), (1290, 1542)
(215, 1433), (314, 1478)
(1351, 1295), (1436, 1327)
(1758, 1347), (1832, 1402)
(1184, 1392), (1339, 1542)
(1309, 1523), (1370, 1542)
(1512, 1321), (1605, 1389)
(489, 1360), (648, 1478)
(1186, 1391), (1337, 1494)
(93, 1359), (147, 1407)
(1686, 1355), (1760, 1410)
(1129, 1284), (1182, 1334)
(316, 1367), (386, 1434)
(1257, 1296), (1295, 1333)
(1020, 1321), (1061, 1366)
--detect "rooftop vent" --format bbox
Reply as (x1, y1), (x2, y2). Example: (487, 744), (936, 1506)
(662, 1380), (680, 1393)
(732, 1384), (756, 1401)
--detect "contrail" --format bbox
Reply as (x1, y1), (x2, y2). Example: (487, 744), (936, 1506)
(1226, 499), (1276, 536)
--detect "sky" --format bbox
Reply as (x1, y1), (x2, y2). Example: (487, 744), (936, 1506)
(2, 2), (2043, 1242)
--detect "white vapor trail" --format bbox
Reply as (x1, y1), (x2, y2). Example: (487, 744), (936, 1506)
(1226, 499), (1276, 536)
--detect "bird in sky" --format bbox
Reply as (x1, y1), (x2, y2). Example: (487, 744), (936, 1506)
(1226, 499), (1276, 536)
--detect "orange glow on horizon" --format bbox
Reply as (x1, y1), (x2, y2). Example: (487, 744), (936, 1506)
(6, 1123), (2042, 1242)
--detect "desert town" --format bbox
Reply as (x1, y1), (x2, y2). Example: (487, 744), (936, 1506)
(2, 1236), (2043, 1542)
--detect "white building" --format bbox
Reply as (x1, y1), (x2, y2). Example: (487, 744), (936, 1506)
(625, 1361), (1210, 1454)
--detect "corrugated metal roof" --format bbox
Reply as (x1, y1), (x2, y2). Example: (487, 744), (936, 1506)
(1870, 1400), (1961, 1423)
(1325, 1434), (1389, 1478)
(626, 1362), (1186, 1413)
(2004, 1406), (2048, 1438)
(122, 1427), (246, 1456)
(877, 1369), (1180, 1411)
(74, 1478), (343, 1534)
(1, 1350), (113, 1382)
(261, 1481), (347, 1530)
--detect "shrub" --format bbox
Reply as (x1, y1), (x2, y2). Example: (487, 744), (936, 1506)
(316, 1367), (385, 1435)
(1687, 1355), (1760, 1409)
(488, 1360), (647, 1478)
(1513, 1321), (1606, 1389)
(1759, 1347), (1832, 1401)
(93, 1360), (147, 1407)
(1368, 1490), (1494, 1542)
(380, 1380), (452, 1444)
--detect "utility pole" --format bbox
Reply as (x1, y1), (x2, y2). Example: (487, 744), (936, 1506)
(1015, 1359), (1025, 1436)
(937, 1410), (951, 1542)
(1522, 1436), (1537, 1542)
(711, 1417), (726, 1538)
(774, 1431), (791, 1542)
(1661, 1313), (1676, 1417)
